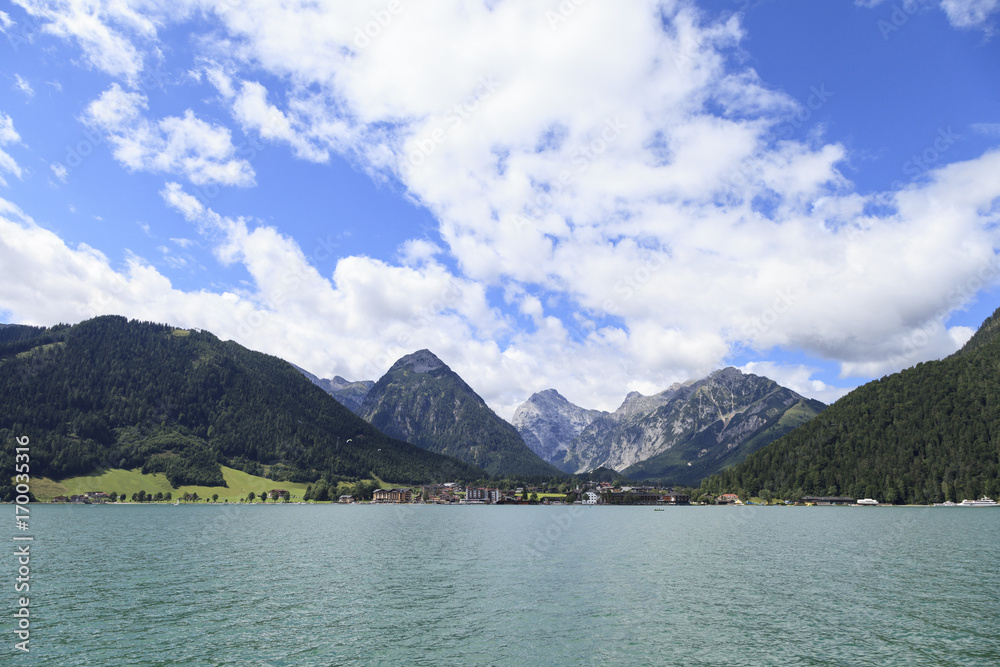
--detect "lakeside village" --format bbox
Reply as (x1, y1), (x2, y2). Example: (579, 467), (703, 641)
(45, 483), (989, 506)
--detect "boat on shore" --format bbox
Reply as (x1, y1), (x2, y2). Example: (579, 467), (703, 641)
(958, 497), (997, 507)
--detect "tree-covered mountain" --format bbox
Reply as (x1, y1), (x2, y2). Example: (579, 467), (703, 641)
(0, 316), (479, 488)
(294, 365), (374, 414)
(511, 389), (607, 467)
(359, 350), (561, 478)
(558, 367), (825, 486)
(701, 307), (1000, 504)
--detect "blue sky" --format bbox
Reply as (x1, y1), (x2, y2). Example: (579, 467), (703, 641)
(1, 0), (998, 418)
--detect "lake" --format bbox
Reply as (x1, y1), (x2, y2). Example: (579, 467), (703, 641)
(18, 504), (1000, 665)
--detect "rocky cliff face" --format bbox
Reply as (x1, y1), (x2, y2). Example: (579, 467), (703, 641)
(511, 389), (607, 469)
(560, 367), (825, 484)
(359, 350), (559, 477)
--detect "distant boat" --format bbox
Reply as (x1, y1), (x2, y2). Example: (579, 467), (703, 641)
(174, 499), (180, 506)
(856, 498), (879, 506)
(933, 501), (958, 507)
(958, 497), (997, 507)
(653, 508), (664, 511)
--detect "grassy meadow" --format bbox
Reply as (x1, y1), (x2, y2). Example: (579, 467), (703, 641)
(32, 466), (316, 502)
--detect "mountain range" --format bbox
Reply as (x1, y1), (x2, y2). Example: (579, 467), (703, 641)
(5, 306), (1000, 502)
(512, 368), (825, 485)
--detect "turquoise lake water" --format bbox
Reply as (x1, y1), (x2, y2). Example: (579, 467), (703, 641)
(12, 504), (1000, 665)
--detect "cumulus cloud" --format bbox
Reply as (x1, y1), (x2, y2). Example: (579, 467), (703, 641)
(82, 83), (255, 187)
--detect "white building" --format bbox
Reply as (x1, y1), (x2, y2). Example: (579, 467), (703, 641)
(583, 491), (600, 505)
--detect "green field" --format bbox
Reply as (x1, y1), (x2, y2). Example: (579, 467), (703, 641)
(34, 466), (315, 502)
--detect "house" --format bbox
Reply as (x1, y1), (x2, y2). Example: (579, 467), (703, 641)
(338, 495), (354, 504)
(465, 487), (502, 504)
(429, 488), (459, 504)
(52, 496), (70, 503)
(268, 489), (289, 500)
(582, 491), (600, 505)
(661, 492), (690, 505)
(602, 490), (661, 505)
(372, 488), (412, 504)
(717, 493), (741, 505)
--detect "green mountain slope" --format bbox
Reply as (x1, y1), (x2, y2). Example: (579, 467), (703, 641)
(360, 349), (561, 478)
(701, 307), (1000, 503)
(0, 316), (479, 488)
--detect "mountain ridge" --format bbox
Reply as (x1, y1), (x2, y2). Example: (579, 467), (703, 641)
(360, 349), (560, 478)
(294, 364), (374, 414)
(532, 367), (825, 485)
(0, 316), (479, 488)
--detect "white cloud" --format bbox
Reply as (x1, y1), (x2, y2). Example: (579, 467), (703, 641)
(971, 122), (1000, 137)
(6, 0), (1000, 418)
(940, 0), (1000, 28)
(50, 162), (68, 183)
(83, 84), (255, 187)
(0, 113), (24, 187)
(230, 80), (334, 163)
(11, 0), (189, 83)
(13, 75), (34, 98)
(738, 361), (853, 406)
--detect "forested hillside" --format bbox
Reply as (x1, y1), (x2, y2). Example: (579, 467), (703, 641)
(701, 307), (1000, 503)
(0, 316), (479, 488)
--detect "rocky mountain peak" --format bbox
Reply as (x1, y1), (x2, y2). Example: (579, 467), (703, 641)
(393, 349), (446, 374)
(511, 389), (607, 466)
